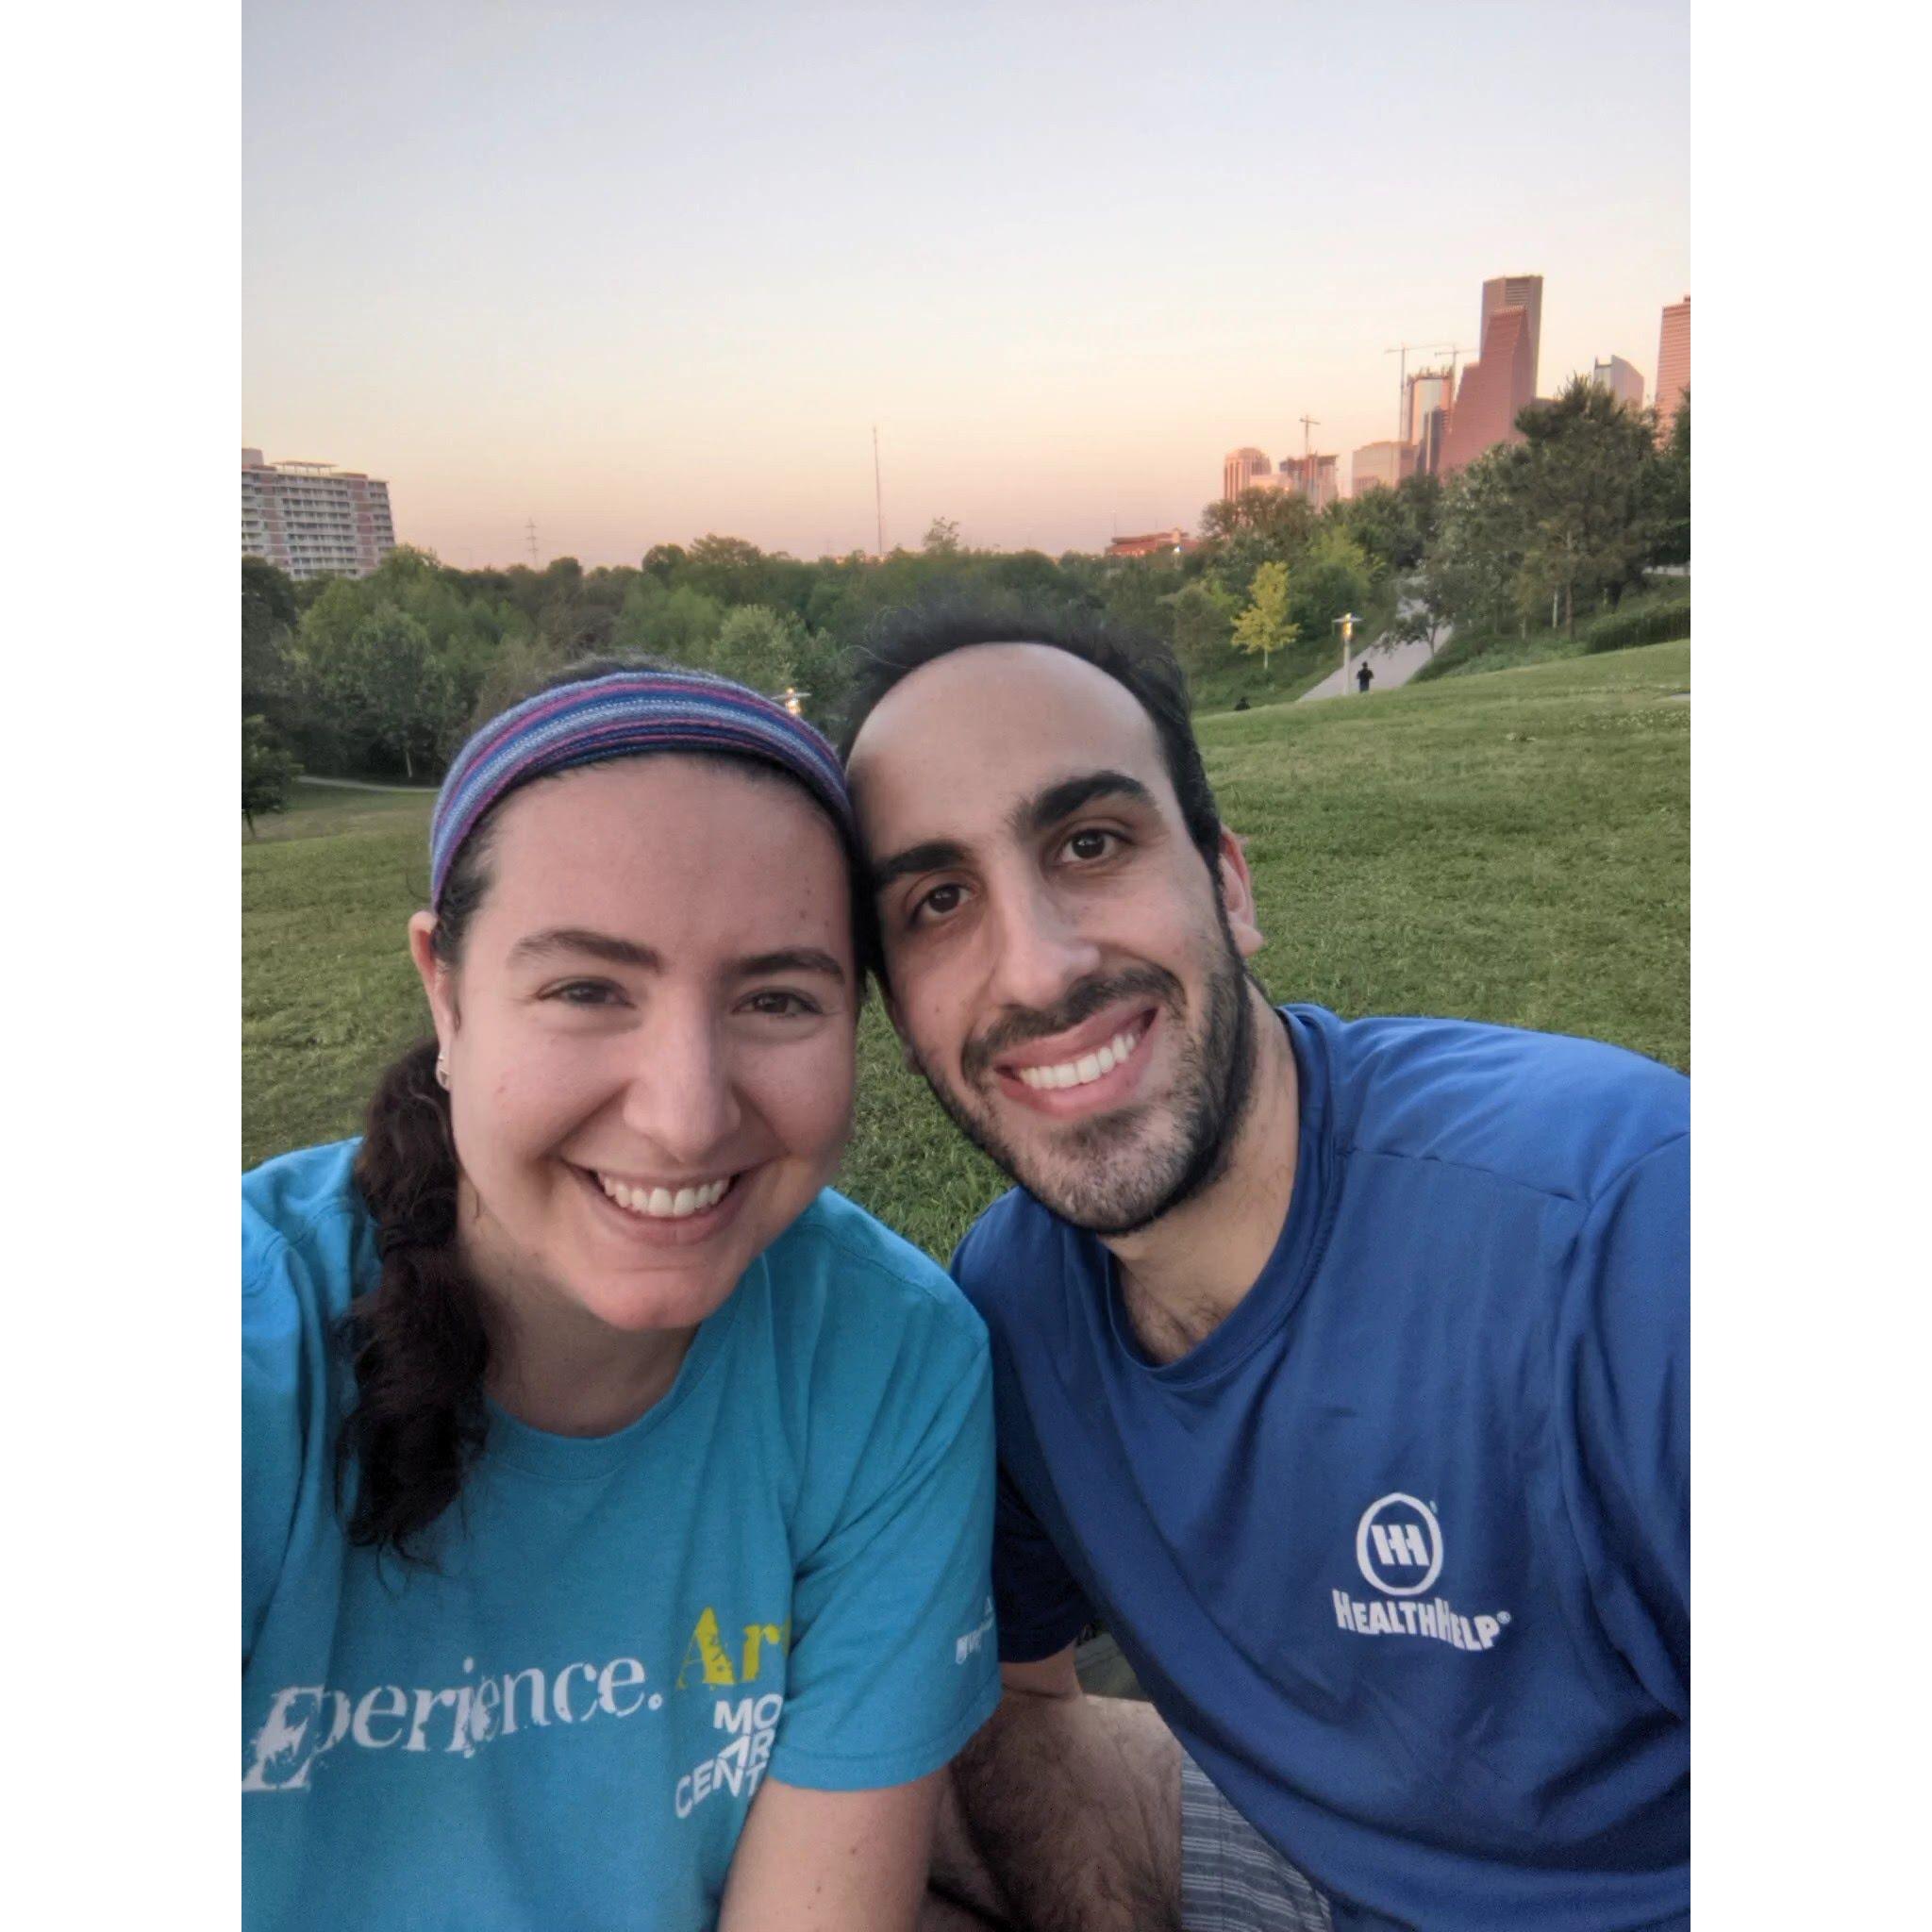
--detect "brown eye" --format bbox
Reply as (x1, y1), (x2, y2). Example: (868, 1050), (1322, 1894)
(1064, 829), (1116, 862)
(912, 882), (966, 926)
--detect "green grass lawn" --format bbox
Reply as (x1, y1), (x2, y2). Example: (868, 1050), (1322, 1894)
(243, 641), (1688, 1258)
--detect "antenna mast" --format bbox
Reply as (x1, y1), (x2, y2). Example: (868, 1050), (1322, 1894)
(873, 425), (885, 557)
(525, 518), (540, 567)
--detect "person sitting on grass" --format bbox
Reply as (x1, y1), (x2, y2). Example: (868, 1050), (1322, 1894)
(243, 661), (999, 1931)
(839, 605), (1690, 1932)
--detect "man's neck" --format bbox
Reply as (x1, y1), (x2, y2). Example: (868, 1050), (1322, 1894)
(1106, 990), (1299, 1365)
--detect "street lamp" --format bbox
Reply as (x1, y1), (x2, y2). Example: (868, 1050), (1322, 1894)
(1333, 612), (1358, 690)
(779, 686), (809, 719)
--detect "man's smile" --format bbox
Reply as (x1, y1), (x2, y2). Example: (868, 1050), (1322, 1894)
(990, 1007), (1162, 1117)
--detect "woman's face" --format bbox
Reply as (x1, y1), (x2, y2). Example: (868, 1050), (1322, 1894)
(410, 755), (858, 1343)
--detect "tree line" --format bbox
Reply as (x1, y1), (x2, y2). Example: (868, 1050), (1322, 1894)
(242, 379), (1688, 824)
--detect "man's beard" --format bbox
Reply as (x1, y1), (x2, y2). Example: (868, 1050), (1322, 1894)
(911, 913), (1259, 1238)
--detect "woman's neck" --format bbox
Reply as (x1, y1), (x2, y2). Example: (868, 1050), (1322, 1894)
(456, 1199), (697, 1439)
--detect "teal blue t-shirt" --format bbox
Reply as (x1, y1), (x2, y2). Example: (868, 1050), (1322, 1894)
(243, 1141), (1001, 1931)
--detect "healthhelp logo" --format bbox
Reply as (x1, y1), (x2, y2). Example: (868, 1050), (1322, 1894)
(1331, 1493), (1512, 1653)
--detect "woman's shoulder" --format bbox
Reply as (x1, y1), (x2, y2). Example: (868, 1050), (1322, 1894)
(761, 1190), (988, 1357)
(243, 1139), (374, 1324)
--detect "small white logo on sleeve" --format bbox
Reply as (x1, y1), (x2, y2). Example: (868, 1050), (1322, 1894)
(1332, 1493), (1512, 1653)
(956, 1596), (995, 1665)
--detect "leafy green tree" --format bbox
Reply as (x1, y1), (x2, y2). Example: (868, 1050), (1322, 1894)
(313, 608), (456, 778)
(242, 558), (301, 726)
(710, 605), (799, 694)
(613, 580), (726, 665)
(1200, 488), (1317, 553)
(1231, 561), (1300, 670)
(1650, 391), (1690, 568)
(1425, 445), (1536, 639)
(242, 715), (301, 837)
(1516, 376), (1660, 631)
(1165, 579), (1238, 675)
(923, 517), (962, 556)
(1287, 526), (1376, 647)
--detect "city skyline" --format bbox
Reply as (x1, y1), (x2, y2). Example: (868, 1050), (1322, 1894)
(244, 1), (1689, 566)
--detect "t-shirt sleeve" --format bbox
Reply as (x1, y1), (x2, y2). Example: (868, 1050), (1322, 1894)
(949, 1216), (1095, 1664)
(1554, 1133), (1690, 1717)
(767, 1312), (1001, 1791)
(991, 1457), (1093, 1663)
(242, 1234), (310, 1671)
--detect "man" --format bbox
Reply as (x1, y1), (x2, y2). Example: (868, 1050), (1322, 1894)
(841, 607), (1688, 1932)
(1356, 658), (1374, 695)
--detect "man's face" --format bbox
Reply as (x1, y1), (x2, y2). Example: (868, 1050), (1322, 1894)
(847, 643), (1265, 1236)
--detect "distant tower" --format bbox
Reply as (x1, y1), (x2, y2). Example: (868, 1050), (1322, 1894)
(1481, 275), (1543, 400)
(1655, 296), (1690, 445)
(1223, 447), (1274, 501)
(1590, 356), (1647, 410)
(1404, 367), (1455, 475)
(1441, 275), (1541, 475)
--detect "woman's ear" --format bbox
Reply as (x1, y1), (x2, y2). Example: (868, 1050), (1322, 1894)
(408, 911), (459, 1052)
(1216, 827), (1266, 959)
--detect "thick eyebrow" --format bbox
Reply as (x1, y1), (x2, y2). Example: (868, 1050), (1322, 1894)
(869, 839), (971, 896)
(1011, 770), (1156, 841)
(505, 929), (846, 982)
(508, 927), (662, 971)
(867, 771), (1157, 899)
(731, 948), (847, 981)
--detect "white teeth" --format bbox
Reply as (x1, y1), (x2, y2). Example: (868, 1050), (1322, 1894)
(1016, 1022), (1146, 1092)
(597, 1174), (732, 1220)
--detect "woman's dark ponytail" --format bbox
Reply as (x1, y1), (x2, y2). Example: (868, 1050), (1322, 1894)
(338, 1040), (494, 1562)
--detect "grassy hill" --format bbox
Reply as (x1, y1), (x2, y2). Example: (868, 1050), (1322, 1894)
(243, 641), (1689, 1258)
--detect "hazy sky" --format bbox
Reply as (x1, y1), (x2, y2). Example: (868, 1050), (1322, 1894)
(243, 0), (1688, 566)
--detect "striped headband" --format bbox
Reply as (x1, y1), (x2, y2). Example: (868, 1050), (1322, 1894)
(429, 667), (855, 908)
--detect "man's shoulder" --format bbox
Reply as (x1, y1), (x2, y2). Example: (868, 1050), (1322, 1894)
(1295, 1005), (1688, 1208)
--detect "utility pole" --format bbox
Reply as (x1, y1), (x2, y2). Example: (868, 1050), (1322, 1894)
(872, 425), (885, 558)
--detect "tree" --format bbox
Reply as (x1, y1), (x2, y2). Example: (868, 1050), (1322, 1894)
(242, 558), (301, 728)
(1287, 527), (1375, 648)
(1231, 562), (1300, 670)
(922, 517), (962, 556)
(309, 607), (457, 778)
(710, 605), (799, 694)
(1165, 580), (1238, 674)
(1424, 444), (1536, 640)
(1199, 488), (1317, 553)
(242, 716), (301, 837)
(1650, 391), (1690, 568)
(1515, 376), (1660, 631)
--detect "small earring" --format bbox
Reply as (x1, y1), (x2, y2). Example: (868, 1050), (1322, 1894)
(435, 1055), (450, 1091)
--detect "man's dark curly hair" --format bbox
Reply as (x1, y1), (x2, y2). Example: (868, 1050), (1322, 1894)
(836, 596), (1224, 875)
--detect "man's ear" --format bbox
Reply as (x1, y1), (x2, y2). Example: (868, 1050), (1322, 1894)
(408, 911), (460, 1053)
(1215, 827), (1266, 959)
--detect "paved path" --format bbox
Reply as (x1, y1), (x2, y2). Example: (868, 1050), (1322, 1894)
(1298, 591), (1448, 705)
(1298, 631), (1441, 704)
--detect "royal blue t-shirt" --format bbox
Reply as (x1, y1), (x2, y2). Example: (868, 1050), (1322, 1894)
(952, 1006), (1688, 1932)
(244, 1141), (1000, 1930)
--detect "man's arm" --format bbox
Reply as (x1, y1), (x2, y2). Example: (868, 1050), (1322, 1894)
(720, 1772), (942, 1932)
(935, 1647), (1183, 1932)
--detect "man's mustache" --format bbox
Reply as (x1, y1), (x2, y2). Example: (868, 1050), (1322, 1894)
(960, 967), (1182, 1083)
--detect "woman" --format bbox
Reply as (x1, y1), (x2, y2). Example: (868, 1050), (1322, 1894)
(243, 663), (999, 1929)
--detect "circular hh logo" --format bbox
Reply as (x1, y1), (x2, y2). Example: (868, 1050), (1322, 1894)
(1355, 1493), (1443, 1596)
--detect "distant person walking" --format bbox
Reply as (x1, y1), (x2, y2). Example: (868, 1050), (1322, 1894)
(1356, 658), (1374, 695)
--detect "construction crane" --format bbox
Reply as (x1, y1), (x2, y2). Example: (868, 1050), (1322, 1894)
(1297, 414), (1320, 503)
